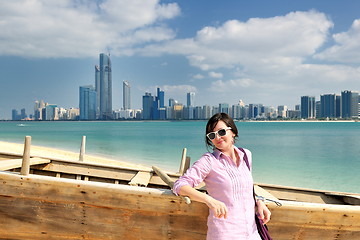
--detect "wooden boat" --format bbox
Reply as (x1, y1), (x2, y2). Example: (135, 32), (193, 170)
(0, 138), (359, 240)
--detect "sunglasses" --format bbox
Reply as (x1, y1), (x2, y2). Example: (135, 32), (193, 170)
(206, 127), (232, 140)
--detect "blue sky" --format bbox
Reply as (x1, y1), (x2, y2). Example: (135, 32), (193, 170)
(1, 0), (360, 119)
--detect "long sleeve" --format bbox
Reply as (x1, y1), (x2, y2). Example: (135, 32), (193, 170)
(172, 153), (212, 196)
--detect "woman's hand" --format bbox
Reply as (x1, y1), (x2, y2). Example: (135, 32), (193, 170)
(256, 200), (271, 224)
(204, 195), (228, 219)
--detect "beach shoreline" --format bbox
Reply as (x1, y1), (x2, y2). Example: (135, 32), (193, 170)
(0, 140), (151, 170)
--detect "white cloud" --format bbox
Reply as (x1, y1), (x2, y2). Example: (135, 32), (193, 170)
(192, 74), (204, 79)
(0, 0), (180, 58)
(314, 19), (360, 63)
(139, 10), (333, 71)
(209, 71), (223, 78)
(208, 78), (256, 92)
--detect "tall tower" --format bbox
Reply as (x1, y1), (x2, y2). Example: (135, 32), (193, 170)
(187, 92), (195, 107)
(123, 80), (131, 110)
(301, 96), (316, 119)
(320, 94), (336, 118)
(157, 87), (165, 108)
(341, 90), (359, 119)
(98, 53), (112, 120)
(142, 92), (154, 120)
(95, 65), (100, 118)
(79, 85), (97, 120)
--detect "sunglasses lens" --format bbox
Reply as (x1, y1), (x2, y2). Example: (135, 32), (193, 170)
(208, 133), (216, 140)
(218, 129), (226, 136)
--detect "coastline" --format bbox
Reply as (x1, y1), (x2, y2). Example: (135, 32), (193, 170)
(0, 140), (151, 171)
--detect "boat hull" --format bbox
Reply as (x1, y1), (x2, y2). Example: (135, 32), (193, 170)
(0, 172), (208, 240)
(1, 169), (360, 239)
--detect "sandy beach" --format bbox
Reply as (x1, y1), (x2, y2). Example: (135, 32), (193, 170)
(0, 140), (151, 171)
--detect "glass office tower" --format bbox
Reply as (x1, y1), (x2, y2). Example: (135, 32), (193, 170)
(187, 92), (195, 107)
(79, 85), (97, 120)
(123, 80), (131, 110)
(98, 53), (112, 120)
(341, 90), (359, 119)
(320, 94), (336, 118)
(142, 92), (154, 120)
(95, 65), (100, 118)
(301, 96), (316, 119)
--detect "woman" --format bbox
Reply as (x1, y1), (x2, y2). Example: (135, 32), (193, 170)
(173, 113), (271, 240)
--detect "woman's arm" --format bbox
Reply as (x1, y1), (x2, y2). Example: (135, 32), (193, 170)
(178, 185), (228, 219)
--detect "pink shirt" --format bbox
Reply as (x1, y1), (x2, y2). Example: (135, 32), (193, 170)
(173, 147), (261, 240)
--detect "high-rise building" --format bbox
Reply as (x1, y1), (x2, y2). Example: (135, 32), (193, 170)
(98, 53), (112, 120)
(157, 87), (165, 108)
(315, 101), (321, 119)
(341, 90), (359, 118)
(336, 95), (341, 118)
(79, 85), (97, 120)
(187, 92), (195, 107)
(45, 104), (57, 120)
(202, 105), (212, 119)
(173, 104), (184, 120)
(301, 96), (315, 119)
(277, 105), (288, 118)
(20, 108), (27, 119)
(169, 98), (177, 107)
(95, 65), (100, 118)
(219, 103), (229, 114)
(151, 87), (165, 120)
(142, 92), (154, 120)
(123, 80), (131, 110)
(320, 94), (336, 118)
(34, 100), (46, 120)
(12, 109), (20, 120)
(194, 106), (202, 119)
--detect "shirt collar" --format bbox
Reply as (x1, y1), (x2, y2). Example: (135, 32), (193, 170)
(213, 146), (243, 160)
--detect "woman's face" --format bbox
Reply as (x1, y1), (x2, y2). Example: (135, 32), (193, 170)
(210, 120), (235, 151)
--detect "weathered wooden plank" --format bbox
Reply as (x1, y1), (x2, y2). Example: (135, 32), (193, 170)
(33, 161), (137, 181)
(152, 166), (175, 188)
(20, 136), (32, 175)
(268, 200), (360, 240)
(129, 171), (153, 187)
(261, 185), (345, 205)
(0, 171), (208, 240)
(0, 172), (207, 216)
(0, 158), (51, 171)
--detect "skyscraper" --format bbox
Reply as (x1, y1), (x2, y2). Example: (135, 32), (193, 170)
(187, 92), (195, 107)
(20, 108), (27, 119)
(219, 103), (230, 114)
(142, 92), (154, 120)
(320, 94), (336, 118)
(12, 109), (20, 120)
(98, 53), (112, 120)
(301, 96), (315, 119)
(95, 65), (100, 118)
(123, 80), (131, 110)
(341, 90), (359, 118)
(79, 85), (97, 120)
(157, 87), (165, 108)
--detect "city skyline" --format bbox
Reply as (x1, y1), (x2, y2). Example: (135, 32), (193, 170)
(1, 1), (360, 119)
(9, 87), (359, 121)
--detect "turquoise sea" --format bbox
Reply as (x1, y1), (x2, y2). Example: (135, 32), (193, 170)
(0, 121), (359, 194)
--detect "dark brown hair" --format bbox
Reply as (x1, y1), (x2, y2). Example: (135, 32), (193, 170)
(205, 112), (238, 148)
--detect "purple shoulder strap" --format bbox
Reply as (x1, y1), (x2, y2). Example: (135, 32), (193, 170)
(239, 147), (250, 171)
